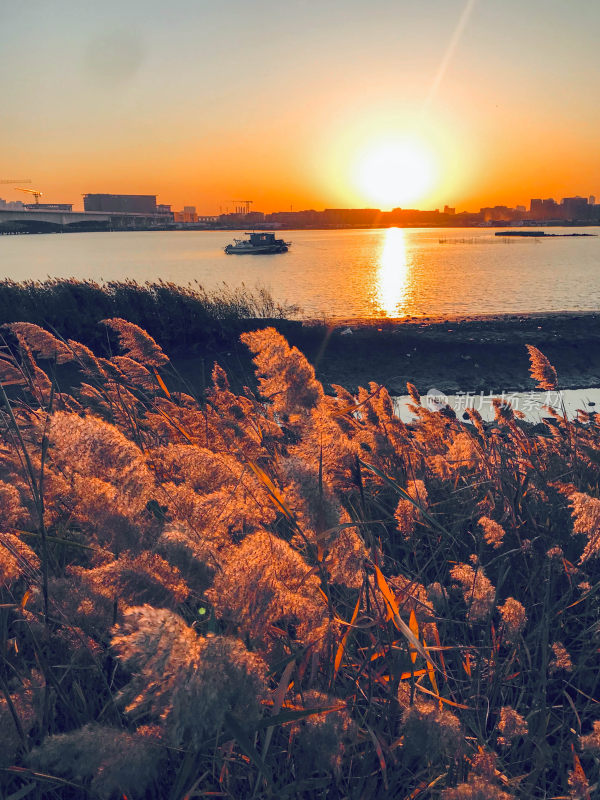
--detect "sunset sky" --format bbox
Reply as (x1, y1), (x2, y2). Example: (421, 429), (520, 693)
(1, 0), (599, 213)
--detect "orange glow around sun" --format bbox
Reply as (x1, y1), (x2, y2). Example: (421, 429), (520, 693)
(354, 138), (437, 209)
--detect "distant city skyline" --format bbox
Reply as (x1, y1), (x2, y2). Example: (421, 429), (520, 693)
(2, 1), (600, 213)
(2, 190), (599, 223)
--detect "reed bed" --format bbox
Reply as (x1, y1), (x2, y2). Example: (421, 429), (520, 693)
(0, 279), (299, 353)
(0, 319), (599, 799)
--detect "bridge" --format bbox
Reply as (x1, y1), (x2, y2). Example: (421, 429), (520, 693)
(0, 208), (171, 233)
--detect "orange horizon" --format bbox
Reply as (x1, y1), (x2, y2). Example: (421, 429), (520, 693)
(2, 4), (599, 217)
(4, 182), (597, 217)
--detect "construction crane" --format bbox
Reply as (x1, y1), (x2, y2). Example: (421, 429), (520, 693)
(231, 199), (253, 215)
(15, 187), (43, 204)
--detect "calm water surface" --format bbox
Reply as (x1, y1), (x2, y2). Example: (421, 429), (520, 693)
(394, 387), (600, 424)
(1, 227), (599, 319)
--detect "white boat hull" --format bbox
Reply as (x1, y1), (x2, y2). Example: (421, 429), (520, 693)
(224, 243), (289, 254)
(224, 232), (291, 254)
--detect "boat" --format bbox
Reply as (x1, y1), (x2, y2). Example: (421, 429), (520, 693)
(495, 230), (546, 237)
(495, 230), (597, 237)
(224, 231), (291, 254)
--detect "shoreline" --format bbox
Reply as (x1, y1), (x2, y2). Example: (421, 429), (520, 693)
(308, 309), (600, 325)
(3, 222), (600, 235)
(0, 278), (597, 396)
(189, 310), (600, 397)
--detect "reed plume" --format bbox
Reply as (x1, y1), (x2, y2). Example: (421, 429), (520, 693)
(478, 516), (505, 549)
(102, 317), (170, 367)
(0, 320), (596, 799)
(526, 344), (558, 391)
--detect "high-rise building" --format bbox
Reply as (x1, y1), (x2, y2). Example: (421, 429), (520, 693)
(174, 207), (198, 223)
(83, 194), (157, 214)
(529, 198), (560, 220)
(479, 205), (516, 222)
(0, 199), (24, 210)
(561, 196), (588, 220)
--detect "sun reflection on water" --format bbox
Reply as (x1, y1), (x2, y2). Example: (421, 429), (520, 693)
(375, 227), (412, 316)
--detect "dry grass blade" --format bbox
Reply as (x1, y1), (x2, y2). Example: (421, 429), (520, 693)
(153, 404), (195, 443)
(374, 565), (435, 670)
(254, 659), (296, 796)
(412, 684), (470, 709)
(366, 724), (388, 791)
(398, 669), (428, 679)
(333, 592), (361, 680)
(246, 459), (296, 521)
(153, 368), (171, 399)
(408, 610), (419, 665)
(360, 459), (457, 542)
(570, 745), (591, 800)
(2, 767), (86, 791)
(223, 713), (272, 786)
(252, 704), (348, 730)
(262, 660), (295, 749)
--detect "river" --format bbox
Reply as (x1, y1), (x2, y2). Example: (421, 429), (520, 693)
(1, 226), (599, 319)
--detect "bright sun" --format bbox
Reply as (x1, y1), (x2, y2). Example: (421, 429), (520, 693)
(355, 139), (436, 209)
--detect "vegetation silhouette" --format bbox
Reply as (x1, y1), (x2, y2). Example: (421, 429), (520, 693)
(0, 322), (599, 798)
